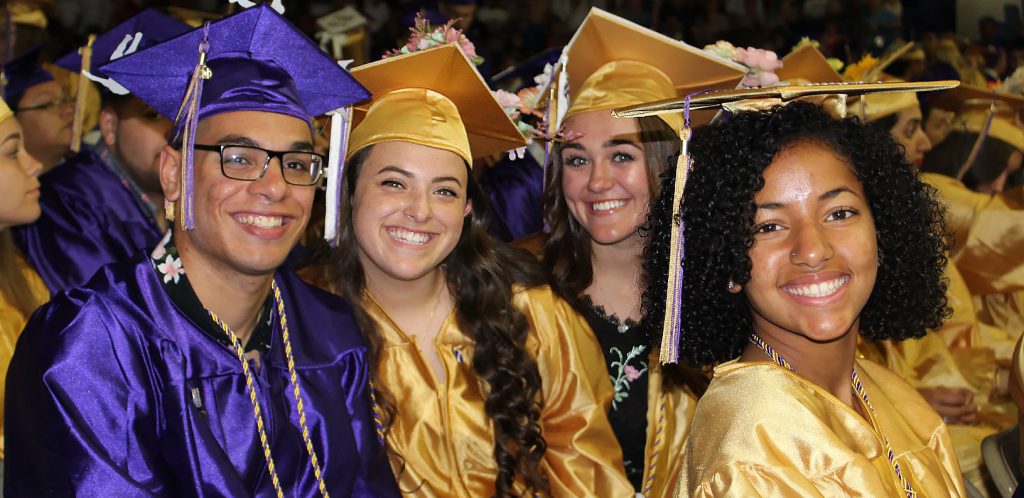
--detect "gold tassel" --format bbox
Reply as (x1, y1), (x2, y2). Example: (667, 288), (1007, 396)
(659, 126), (690, 364)
(70, 34), (96, 153)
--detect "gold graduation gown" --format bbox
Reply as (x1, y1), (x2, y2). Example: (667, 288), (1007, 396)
(365, 285), (635, 498)
(639, 362), (696, 498)
(922, 173), (1024, 296)
(0, 253), (49, 459)
(678, 360), (965, 498)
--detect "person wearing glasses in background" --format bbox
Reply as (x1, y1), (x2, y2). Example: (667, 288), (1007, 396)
(5, 6), (399, 496)
(3, 47), (72, 173)
(13, 10), (191, 293)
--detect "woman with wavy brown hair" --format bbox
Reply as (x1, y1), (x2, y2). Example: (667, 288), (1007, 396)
(310, 38), (633, 498)
(536, 9), (746, 497)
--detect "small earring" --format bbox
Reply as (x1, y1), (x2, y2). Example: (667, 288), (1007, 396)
(727, 279), (736, 291)
(164, 199), (175, 222)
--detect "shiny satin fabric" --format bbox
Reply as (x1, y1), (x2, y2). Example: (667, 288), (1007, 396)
(566, 60), (684, 133)
(678, 360), (965, 498)
(5, 259), (399, 496)
(640, 361), (696, 498)
(922, 172), (1024, 296)
(364, 285), (635, 497)
(0, 252), (48, 460)
(856, 261), (1015, 485)
(348, 88), (472, 165)
(13, 148), (163, 292)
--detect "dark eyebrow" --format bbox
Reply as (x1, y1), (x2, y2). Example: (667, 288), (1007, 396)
(560, 142), (584, 151)
(376, 166), (463, 187)
(756, 186), (860, 210)
(377, 165), (413, 177)
(605, 138), (641, 149)
(213, 135), (314, 152)
(1, 132), (21, 144)
(433, 175), (463, 187)
(215, 135), (258, 147)
(818, 186), (860, 201)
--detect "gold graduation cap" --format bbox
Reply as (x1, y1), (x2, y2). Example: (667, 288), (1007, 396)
(166, 7), (223, 27)
(847, 77), (922, 121)
(560, 8), (746, 130)
(775, 44), (843, 84)
(929, 83), (1024, 116)
(926, 84), (1024, 179)
(349, 44), (526, 164)
(0, 95), (12, 123)
(612, 80), (960, 364)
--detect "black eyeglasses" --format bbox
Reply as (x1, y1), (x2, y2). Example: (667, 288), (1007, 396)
(193, 144), (325, 186)
(15, 94), (74, 113)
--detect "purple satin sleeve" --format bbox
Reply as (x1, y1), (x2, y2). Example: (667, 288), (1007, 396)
(5, 287), (174, 496)
(479, 153), (545, 242)
(5, 262), (400, 497)
(13, 150), (162, 293)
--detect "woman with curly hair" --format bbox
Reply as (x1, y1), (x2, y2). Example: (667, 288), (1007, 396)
(644, 99), (965, 496)
(310, 42), (633, 497)
(537, 9), (746, 496)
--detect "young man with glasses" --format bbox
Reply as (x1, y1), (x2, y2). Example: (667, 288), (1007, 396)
(13, 10), (190, 292)
(5, 6), (399, 496)
(3, 47), (73, 172)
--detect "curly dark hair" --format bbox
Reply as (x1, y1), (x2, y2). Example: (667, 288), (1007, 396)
(642, 101), (951, 367)
(318, 145), (551, 497)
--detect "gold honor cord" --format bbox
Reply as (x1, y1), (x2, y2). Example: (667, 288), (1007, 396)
(208, 280), (330, 498)
(748, 334), (916, 497)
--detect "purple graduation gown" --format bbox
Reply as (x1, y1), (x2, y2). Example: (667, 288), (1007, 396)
(13, 148), (163, 292)
(4, 259), (399, 497)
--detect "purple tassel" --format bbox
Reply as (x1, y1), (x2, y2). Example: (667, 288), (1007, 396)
(172, 24), (211, 231)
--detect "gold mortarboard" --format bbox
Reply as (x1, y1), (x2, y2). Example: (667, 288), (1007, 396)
(560, 8), (746, 130)
(847, 77), (921, 121)
(0, 95), (12, 123)
(612, 80), (960, 364)
(348, 44), (526, 165)
(775, 44), (843, 84)
(928, 83), (1024, 116)
(166, 7), (223, 28)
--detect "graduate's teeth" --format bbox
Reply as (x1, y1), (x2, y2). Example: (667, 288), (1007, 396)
(592, 200), (626, 212)
(387, 227), (430, 245)
(782, 276), (849, 298)
(236, 214), (284, 228)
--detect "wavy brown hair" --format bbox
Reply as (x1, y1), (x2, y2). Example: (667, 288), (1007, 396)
(540, 115), (679, 309)
(316, 145), (551, 497)
(538, 116), (707, 392)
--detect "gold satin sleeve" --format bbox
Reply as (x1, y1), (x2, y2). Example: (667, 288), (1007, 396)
(678, 360), (965, 498)
(922, 173), (1024, 295)
(368, 286), (633, 497)
(0, 254), (49, 459)
(514, 288), (636, 498)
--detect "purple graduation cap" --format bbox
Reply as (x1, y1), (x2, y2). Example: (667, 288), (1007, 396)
(54, 8), (191, 95)
(55, 9), (191, 151)
(3, 45), (54, 105)
(99, 4), (371, 242)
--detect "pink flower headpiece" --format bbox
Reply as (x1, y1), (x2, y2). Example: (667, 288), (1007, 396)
(703, 40), (783, 88)
(384, 13), (483, 66)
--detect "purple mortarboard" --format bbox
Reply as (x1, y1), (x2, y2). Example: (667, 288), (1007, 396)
(55, 9), (191, 152)
(99, 4), (371, 242)
(2, 45), (54, 105)
(55, 8), (190, 95)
